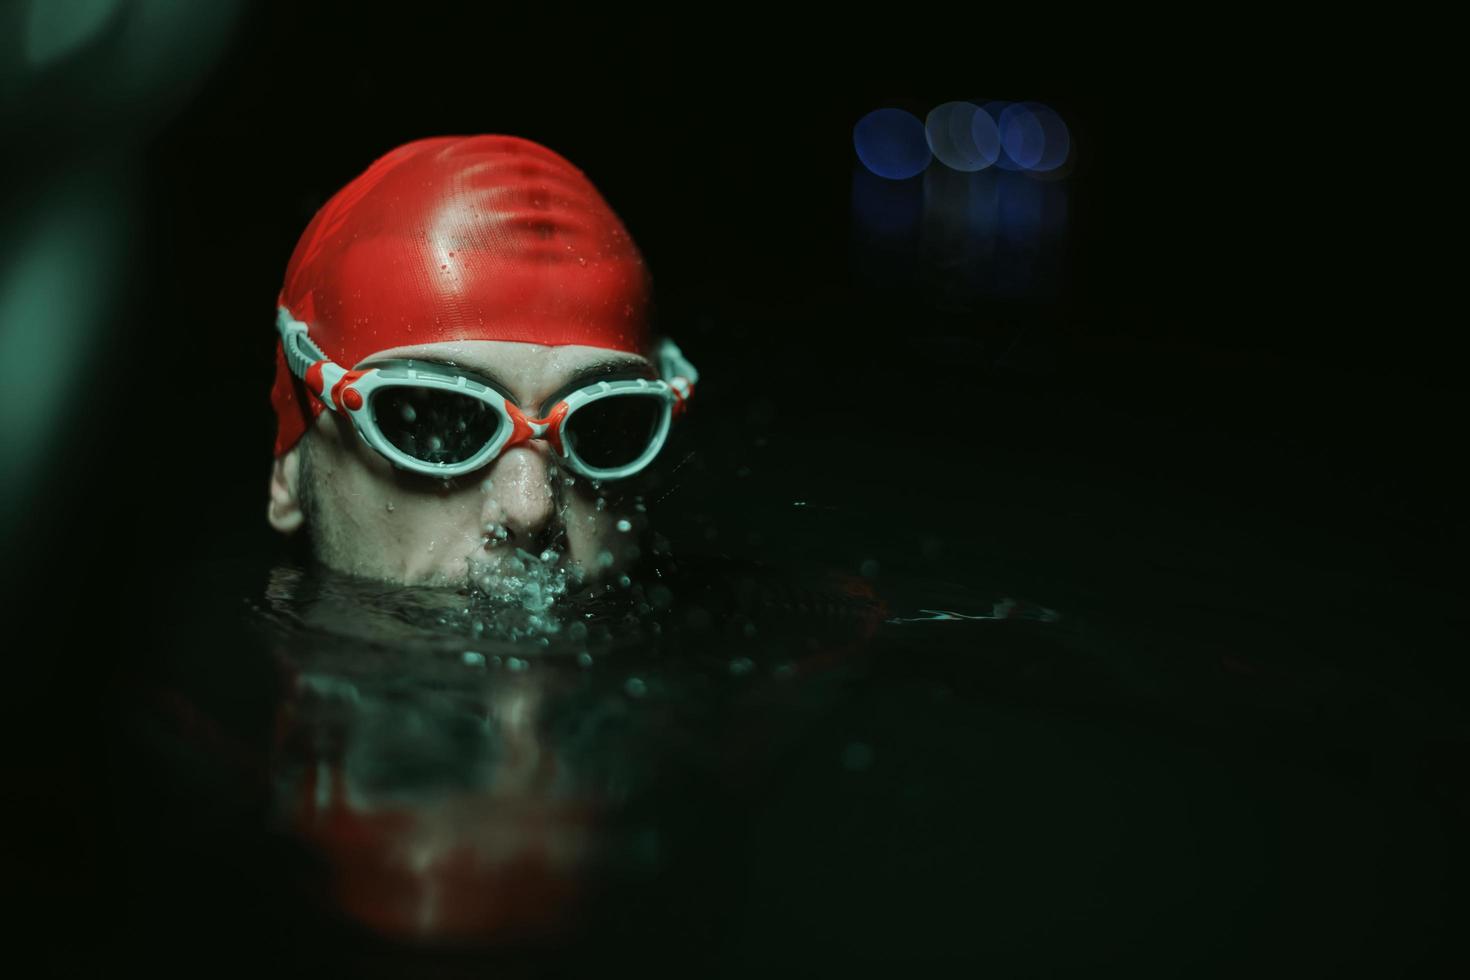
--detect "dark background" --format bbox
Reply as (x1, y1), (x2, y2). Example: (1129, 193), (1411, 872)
(5, 4), (1461, 974)
(5, 8), (1456, 574)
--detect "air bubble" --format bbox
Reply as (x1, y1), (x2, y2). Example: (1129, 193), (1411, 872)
(616, 519), (632, 532)
(624, 677), (647, 698)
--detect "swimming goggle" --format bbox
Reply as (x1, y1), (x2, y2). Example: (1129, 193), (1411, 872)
(276, 307), (698, 481)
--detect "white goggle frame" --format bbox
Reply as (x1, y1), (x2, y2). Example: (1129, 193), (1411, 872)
(276, 307), (697, 481)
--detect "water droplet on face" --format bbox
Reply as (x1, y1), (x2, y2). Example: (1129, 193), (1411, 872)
(595, 497), (607, 512)
(385, 501), (395, 513)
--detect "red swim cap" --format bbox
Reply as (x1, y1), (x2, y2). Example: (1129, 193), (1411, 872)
(270, 135), (654, 456)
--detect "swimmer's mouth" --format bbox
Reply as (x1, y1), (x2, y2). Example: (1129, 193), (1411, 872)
(468, 546), (576, 582)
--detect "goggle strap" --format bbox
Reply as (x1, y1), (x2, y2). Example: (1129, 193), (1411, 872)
(657, 337), (699, 386)
(657, 337), (698, 418)
(276, 307), (328, 378)
(278, 307), (355, 412)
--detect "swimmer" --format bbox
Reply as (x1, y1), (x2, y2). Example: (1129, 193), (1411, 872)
(265, 135), (697, 591)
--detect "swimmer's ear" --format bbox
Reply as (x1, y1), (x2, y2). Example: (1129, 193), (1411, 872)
(267, 447), (305, 534)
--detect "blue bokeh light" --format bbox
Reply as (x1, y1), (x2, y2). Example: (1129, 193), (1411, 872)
(981, 101), (1024, 172)
(854, 108), (933, 180)
(970, 107), (1002, 171)
(1026, 102), (1071, 172)
(925, 101), (999, 172)
(999, 103), (1046, 171)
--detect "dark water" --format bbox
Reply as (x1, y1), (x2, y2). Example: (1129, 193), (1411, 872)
(76, 337), (1463, 978)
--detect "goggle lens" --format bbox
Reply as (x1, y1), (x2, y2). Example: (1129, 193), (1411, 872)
(370, 385), (504, 465)
(564, 392), (665, 470)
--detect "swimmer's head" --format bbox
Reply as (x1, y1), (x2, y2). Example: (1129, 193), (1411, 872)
(266, 135), (670, 590)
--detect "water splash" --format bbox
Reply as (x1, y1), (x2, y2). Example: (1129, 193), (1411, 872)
(462, 545), (579, 642)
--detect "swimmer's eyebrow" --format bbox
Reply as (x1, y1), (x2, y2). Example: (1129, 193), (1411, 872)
(557, 357), (658, 387)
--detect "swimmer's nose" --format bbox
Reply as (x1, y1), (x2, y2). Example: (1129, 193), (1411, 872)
(481, 446), (558, 548)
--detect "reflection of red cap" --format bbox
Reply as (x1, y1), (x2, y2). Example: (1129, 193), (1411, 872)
(271, 135), (654, 456)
